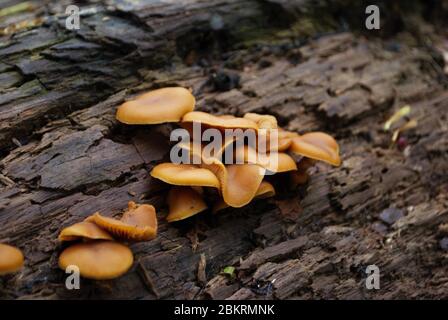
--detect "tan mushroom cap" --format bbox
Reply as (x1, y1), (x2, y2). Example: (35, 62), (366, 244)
(116, 87), (195, 124)
(167, 186), (207, 222)
(290, 132), (341, 166)
(213, 181), (275, 213)
(0, 244), (24, 275)
(234, 145), (297, 173)
(259, 129), (298, 152)
(150, 163), (220, 189)
(218, 163), (265, 207)
(243, 113), (278, 129)
(182, 111), (258, 130)
(58, 241), (133, 280)
(87, 202), (157, 241)
(58, 221), (114, 242)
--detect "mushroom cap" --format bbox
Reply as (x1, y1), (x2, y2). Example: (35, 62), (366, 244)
(58, 221), (114, 242)
(0, 244), (24, 275)
(243, 113), (278, 129)
(150, 163), (220, 188)
(289, 171), (309, 188)
(58, 241), (133, 280)
(213, 181), (275, 213)
(116, 87), (195, 124)
(87, 202), (157, 241)
(290, 132), (341, 166)
(182, 111), (258, 130)
(167, 186), (207, 222)
(259, 129), (297, 152)
(219, 163), (265, 207)
(234, 145), (297, 173)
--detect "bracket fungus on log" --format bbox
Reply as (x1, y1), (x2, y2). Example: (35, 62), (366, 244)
(116, 87), (195, 124)
(58, 241), (133, 280)
(167, 186), (208, 222)
(58, 221), (114, 242)
(0, 244), (24, 275)
(290, 132), (341, 166)
(87, 202), (158, 241)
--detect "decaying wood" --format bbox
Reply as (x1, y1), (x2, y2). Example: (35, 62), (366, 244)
(1, 0), (448, 299)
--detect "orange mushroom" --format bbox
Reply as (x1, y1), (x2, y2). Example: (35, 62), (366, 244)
(290, 132), (341, 166)
(243, 113), (278, 129)
(58, 221), (114, 242)
(182, 111), (258, 130)
(116, 87), (195, 124)
(87, 202), (157, 241)
(213, 181), (275, 213)
(167, 186), (208, 222)
(218, 163), (265, 207)
(58, 241), (133, 280)
(234, 145), (297, 173)
(150, 163), (220, 189)
(0, 244), (24, 275)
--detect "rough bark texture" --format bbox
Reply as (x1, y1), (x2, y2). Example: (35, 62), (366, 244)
(1, 0), (448, 299)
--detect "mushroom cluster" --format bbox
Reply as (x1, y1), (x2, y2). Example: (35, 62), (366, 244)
(58, 201), (157, 280)
(117, 87), (341, 221)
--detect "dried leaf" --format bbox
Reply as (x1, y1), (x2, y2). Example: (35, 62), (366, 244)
(276, 198), (302, 221)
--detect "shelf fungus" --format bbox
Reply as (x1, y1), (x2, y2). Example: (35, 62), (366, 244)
(87, 202), (158, 241)
(290, 132), (341, 166)
(0, 244), (24, 276)
(58, 221), (114, 242)
(116, 87), (195, 124)
(167, 186), (208, 222)
(58, 241), (133, 280)
(213, 181), (276, 213)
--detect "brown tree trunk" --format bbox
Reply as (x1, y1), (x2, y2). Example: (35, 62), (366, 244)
(1, 0), (447, 299)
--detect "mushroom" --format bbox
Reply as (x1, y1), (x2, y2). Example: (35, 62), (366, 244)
(58, 221), (114, 242)
(167, 186), (207, 222)
(289, 132), (341, 166)
(182, 111), (258, 130)
(0, 244), (24, 275)
(243, 113), (278, 129)
(214, 163), (265, 208)
(87, 202), (157, 241)
(116, 87), (195, 124)
(150, 163), (220, 189)
(58, 241), (133, 280)
(213, 181), (275, 213)
(234, 145), (297, 173)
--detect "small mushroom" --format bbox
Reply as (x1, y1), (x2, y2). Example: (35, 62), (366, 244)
(58, 241), (133, 280)
(87, 202), (157, 241)
(0, 244), (24, 275)
(58, 221), (114, 242)
(290, 132), (341, 166)
(150, 163), (220, 189)
(243, 113), (278, 129)
(167, 186), (208, 222)
(218, 163), (265, 207)
(182, 111), (258, 130)
(116, 87), (195, 124)
(234, 145), (297, 173)
(213, 181), (275, 213)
